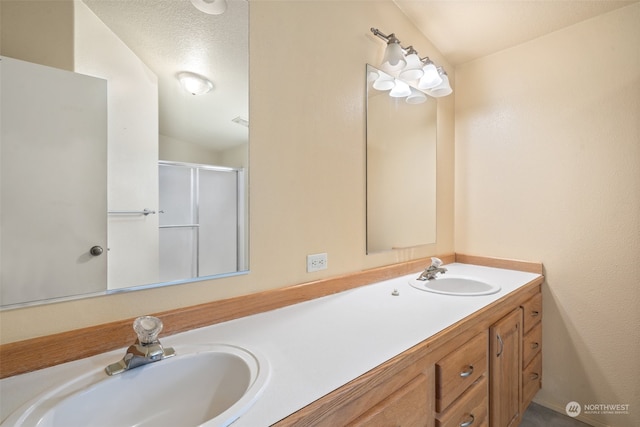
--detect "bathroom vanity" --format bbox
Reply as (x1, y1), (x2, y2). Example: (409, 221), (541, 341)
(275, 264), (542, 426)
(0, 256), (543, 426)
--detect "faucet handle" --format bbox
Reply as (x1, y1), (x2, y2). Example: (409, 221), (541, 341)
(133, 316), (164, 344)
(430, 257), (443, 268)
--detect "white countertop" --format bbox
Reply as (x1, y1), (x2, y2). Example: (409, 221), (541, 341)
(0, 263), (541, 426)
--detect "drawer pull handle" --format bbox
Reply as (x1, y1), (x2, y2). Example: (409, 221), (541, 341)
(530, 373), (540, 380)
(497, 334), (504, 357)
(460, 365), (474, 377)
(531, 342), (539, 350)
(531, 310), (540, 317)
(460, 414), (475, 427)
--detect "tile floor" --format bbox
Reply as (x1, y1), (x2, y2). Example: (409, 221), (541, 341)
(521, 403), (592, 427)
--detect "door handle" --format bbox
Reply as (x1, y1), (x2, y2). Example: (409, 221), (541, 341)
(496, 334), (504, 357)
(90, 246), (104, 256)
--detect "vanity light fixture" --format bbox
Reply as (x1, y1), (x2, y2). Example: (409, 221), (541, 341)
(418, 58), (442, 90)
(380, 32), (406, 72)
(190, 0), (227, 15)
(370, 27), (452, 102)
(177, 71), (214, 95)
(398, 46), (424, 81)
(426, 68), (453, 98)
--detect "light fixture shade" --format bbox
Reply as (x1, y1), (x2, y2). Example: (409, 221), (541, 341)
(177, 72), (213, 95)
(406, 88), (427, 104)
(389, 79), (411, 98)
(190, 0), (227, 15)
(399, 53), (424, 81)
(381, 39), (406, 73)
(372, 70), (395, 91)
(427, 72), (452, 97)
(418, 62), (442, 90)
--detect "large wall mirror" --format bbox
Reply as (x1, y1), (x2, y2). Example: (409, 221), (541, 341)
(366, 64), (437, 254)
(0, 0), (249, 308)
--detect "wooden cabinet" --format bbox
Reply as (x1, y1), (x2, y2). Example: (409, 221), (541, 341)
(489, 308), (523, 427)
(348, 374), (432, 427)
(275, 278), (543, 427)
(520, 293), (543, 410)
(436, 376), (488, 427)
(435, 332), (488, 427)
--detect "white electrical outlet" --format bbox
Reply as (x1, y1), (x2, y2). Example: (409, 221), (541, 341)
(307, 253), (328, 272)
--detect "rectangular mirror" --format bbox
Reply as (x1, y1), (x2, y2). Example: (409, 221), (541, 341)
(366, 64), (437, 254)
(0, 0), (248, 308)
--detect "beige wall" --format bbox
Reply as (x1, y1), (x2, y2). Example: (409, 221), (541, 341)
(455, 4), (640, 427)
(0, 0), (74, 70)
(0, 1), (455, 342)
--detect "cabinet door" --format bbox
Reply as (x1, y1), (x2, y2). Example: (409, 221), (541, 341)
(349, 374), (433, 427)
(490, 308), (522, 427)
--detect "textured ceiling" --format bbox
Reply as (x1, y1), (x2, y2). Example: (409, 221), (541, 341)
(394, 0), (638, 66)
(84, 0), (248, 151)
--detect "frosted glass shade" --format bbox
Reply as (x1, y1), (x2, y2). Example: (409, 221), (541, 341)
(406, 88), (427, 104)
(389, 79), (411, 98)
(382, 42), (406, 72)
(418, 63), (442, 90)
(399, 53), (424, 81)
(427, 74), (453, 97)
(372, 71), (395, 91)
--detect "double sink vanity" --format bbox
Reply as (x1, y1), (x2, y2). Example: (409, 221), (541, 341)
(0, 255), (543, 426)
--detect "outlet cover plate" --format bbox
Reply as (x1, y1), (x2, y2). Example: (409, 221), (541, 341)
(307, 253), (328, 272)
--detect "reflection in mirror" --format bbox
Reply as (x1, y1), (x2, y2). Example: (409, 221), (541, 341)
(0, 0), (249, 308)
(366, 64), (437, 254)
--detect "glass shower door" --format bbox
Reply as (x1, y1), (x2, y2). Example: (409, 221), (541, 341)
(158, 163), (197, 282)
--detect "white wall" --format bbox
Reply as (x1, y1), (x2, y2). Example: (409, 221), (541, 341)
(74, 1), (160, 289)
(159, 134), (222, 166)
(454, 4), (640, 426)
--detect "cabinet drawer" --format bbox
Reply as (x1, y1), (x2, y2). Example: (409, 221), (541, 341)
(522, 352), (542, 408)
(436, 332), (487, 412)
(436, 376), (488, 427)
(348, 374), (431, 427)
(522, 322), (542, 368)
(521, 293), (542, 333)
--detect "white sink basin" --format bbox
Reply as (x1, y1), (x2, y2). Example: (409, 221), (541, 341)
(1, 344), (269, 427)
(409, 276), (501, 296)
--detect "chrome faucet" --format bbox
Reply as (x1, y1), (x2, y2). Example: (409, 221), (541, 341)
(417, 257), (448, 281)
(105, 316), (175, 376)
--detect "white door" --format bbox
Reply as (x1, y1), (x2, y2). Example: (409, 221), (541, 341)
(1, 56), (108, 306)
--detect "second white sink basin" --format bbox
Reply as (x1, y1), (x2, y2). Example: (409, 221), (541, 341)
(1, 344), (270, 427)
(410, 276), (501, 296)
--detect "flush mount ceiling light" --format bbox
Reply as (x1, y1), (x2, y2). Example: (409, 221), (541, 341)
(190, 0), (227, 15)
(370, 27), (452, 102)
(177, 71), (214, 95)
